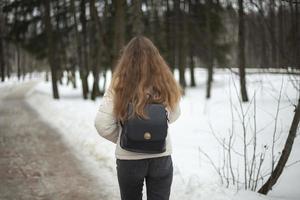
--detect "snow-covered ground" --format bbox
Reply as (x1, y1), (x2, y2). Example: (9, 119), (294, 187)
(15, 68), (299, 200)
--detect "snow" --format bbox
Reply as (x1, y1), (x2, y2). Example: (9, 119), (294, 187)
(21, 69), (299, 200)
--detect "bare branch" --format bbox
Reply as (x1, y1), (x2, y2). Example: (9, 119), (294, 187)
(198, 147), (224, 184)
(271, 77), (284, 173)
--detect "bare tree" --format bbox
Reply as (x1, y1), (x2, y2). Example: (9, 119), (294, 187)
(90, 0), (104, 100)
(0, 2), (5, 82)
(189, 54), (196, 87)
(112, 0), (126, 71)
(238, 0), (249, 102)
(79, 0), (90, 99)
(203, 72), (294, 192)
(186, 0), (196, 87)
(205, 0), (214, 98)
(269, 0), (277, 68)
(43, 0), (59, 99)
(174, 0), (187, 89)
(164, 0), (175, 72)
(70, 0), (80, 84)
(258, 97), (300, 194)
(131, 0), (144, 36)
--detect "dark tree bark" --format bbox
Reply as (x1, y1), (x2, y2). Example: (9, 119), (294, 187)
(205, 0), (213, 99)
(112, 0), (125, 71)
(189, 54), (196, 87)
(67, 59), (77, 89)
(3, 0), (9, 79)
(70, 0), (84, 88)
(89, 0), (103, 100)
(21, 5), (27, 81)
(100, 67), (107, 96)
(5, 41), (10, 79)
(16, 43), (21, 80)
(174, 0), (180, 74)
(12, 5), (21, 81)
(43, 0), (59, 99)
(0, 39), (4, 82)
(258, 98), (300, 194)
(0, 10), (4, 82)
(79, 0), (89, 99)
(238, 0), (249, 102)
(278, 1), (284, 68)
(294, 1), (299, 68)
(259, 17), (268, 68)
(21, 51), (26, 80)
(175, 0), (187, 89)
(45, 71), (49, 82)
(70, 0), (89, 99)
(269, 0), (277, 68)
(165, 0), (175, 72)
(54, 0), (64, 86)
(187, 0), (196, 87)
(131, 0), (144, 36)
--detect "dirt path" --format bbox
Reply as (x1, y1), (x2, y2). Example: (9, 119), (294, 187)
(0, 81), (107, 200)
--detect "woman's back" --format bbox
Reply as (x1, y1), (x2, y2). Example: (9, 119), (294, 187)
(94, 35), (182, 200)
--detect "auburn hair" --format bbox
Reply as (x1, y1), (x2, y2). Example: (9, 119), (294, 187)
(110, 35), (182, 122)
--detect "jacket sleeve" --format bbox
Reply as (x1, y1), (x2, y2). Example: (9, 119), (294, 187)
(94, 87), (119, 144)
(166, 101), (181, 124)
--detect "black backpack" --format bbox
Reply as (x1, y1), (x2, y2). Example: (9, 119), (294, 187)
(120, 103), (169, 154)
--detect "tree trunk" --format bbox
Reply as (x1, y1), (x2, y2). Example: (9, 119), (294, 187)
(181, 1), (187, 88)
(68, 59), (77, 89)
(269, 0), (277, 68)
(16, 43), (21, 81)
(79, 0), (89, 99)
(45, 71), (49, 82)
(187, 0), (196, 87)
(189, 54), (196, 87)
(54, 0), (64, 86)
(101, 69), (107, 96)
(294, 1), (299, 68)
(175, 0), (187, 89)
(259, 21), (268, 68)
(238, 0), (248, 102)
(278, 1), (284, 68)
(258, 98), (300, 194)
(43, 0), (59, 99)
(89, 0), (102, 100)
(112, 0), (125, 71)
(0, 39), (4, 82)
(58, 70), (63, 85)
(205, 0), (213, 99)
(131, 0), (144, 36)
(21, 51), (26, 80)
(3, 1), (9, 80)
(71, 69), (77, 89)
(0, 15), (4, 82)
(165, 0), (175, 72)
(6, 46), (10, 79)
(70, 0), (85, 98)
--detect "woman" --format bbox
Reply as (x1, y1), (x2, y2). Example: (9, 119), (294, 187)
(94, 35), (182, 200)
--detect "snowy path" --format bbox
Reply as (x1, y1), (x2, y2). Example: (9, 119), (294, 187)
(0, 82), (107, 200)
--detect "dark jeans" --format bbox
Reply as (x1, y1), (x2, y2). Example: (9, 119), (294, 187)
(116, 155), (173, 200)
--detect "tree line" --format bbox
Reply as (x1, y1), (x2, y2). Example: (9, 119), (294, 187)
(0, 0), (299, 101)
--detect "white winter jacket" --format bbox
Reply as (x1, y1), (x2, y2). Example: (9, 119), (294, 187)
(94, 85), (181, 160)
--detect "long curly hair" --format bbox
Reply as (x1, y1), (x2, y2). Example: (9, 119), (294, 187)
(110, 35), (182, 122)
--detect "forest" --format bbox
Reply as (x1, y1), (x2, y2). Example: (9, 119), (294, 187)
(1, 0), (299, 100)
